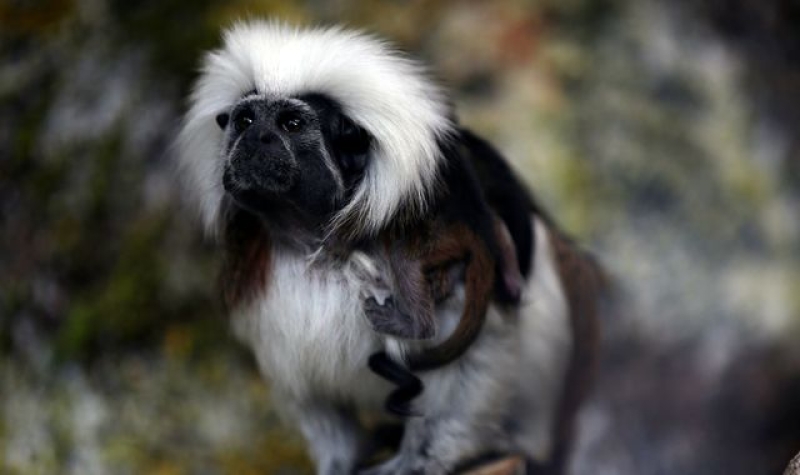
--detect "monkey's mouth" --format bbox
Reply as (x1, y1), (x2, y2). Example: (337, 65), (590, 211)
(223, 156), (296, 193)
(222, 152), (341, 226)
(222, 166), (328, 227)
(222, 167), (284, 216)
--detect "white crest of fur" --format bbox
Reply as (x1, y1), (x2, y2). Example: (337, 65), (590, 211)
(177, 20), (454, 235)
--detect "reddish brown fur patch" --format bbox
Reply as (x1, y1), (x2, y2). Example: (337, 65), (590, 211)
(546, 226), (605, 473)
(220, 206), (272, 310)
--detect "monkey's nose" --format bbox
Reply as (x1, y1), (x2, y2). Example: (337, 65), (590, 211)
(260, 131), (278, 144)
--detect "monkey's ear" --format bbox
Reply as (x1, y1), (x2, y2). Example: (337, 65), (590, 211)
(216, 113), (230, 130)
(330, 113), (372, 175)
(493, 218), (523, 304)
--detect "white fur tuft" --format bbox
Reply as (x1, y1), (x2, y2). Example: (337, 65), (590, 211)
(176, 20), (454, 235)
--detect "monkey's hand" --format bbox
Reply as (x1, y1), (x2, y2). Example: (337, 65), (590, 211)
(364, 297), (436, 340)
(426, 260), (467, 304)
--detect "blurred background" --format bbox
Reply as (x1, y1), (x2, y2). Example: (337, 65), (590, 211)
(2, 0), (800, 474)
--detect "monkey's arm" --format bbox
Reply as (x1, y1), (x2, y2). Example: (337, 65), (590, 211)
(284, 398), (366, 475)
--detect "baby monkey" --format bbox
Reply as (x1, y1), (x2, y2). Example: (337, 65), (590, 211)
(360, 214), (523, 373)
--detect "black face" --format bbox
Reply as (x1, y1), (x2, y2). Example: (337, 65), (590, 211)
(216, 93), (371, 229)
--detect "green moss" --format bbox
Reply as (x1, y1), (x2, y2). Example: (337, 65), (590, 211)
(55, 212), (170, 360)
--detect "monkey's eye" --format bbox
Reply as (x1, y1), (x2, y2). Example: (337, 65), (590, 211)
(277, 112), (305, 133)
(233, 110), (255, 132)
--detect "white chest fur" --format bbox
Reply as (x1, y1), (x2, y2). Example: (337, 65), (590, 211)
(230, 249), (389, 405)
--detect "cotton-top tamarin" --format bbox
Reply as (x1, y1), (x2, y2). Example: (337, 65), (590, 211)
(177, 21), (603, 475)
